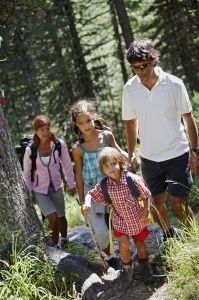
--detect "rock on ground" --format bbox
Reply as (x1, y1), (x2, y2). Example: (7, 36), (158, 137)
(66, 223), (171, 300)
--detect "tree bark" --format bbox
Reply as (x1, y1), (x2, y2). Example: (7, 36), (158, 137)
(112, 0), (134, 49)
(55, 0), (94, 98)
(0, 105), (42, 257)
(45, 245), (105, 300)
(108, 0), (128, 84)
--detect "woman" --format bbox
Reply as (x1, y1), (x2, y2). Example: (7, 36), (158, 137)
(23, 115), (76, 248)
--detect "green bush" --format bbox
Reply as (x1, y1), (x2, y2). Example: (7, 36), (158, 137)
(189, 177), (199, 215)
(67, 242), (101, 265)
(66, 194), (84, 228)
(191, 92), (199, 127)
(0, 236), (79, 300)
(164, 219), (199, 300)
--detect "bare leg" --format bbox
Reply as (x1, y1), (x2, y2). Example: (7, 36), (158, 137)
(170, 196), (193, 225)
(118, 235), (131, 264)
(151, 192), (171, 231)
(134, 240), (148, 260)
(47, 212), (59, 245)
(58, 216), (68, 238)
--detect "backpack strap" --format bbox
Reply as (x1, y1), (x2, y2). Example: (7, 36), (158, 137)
(125, 171), (142, 201)
(101, 177), (112, 205)
(29, 140), (62, 181)
(53, 140), (62, 163)
(125, 171), (155, 224)
(30, 145), (37, 182)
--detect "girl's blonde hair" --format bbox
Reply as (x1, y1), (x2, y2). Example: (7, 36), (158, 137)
(70, 99), (110, 142)
(99, 147), (127, 175)
(32, 115), (57, 147)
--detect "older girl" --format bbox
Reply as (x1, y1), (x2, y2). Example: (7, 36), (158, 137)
(71, 100), (128, 269)
(23, 115), (76, 248)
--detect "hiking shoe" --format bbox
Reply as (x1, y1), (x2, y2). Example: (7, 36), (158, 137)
(139, 262), (154, 284)
(163, 227), (183, 242)
(118, 266), (134, 290)
(54, 244), (61, 250)
(107, 257), (121, 270)
(60, 237), (68, 249)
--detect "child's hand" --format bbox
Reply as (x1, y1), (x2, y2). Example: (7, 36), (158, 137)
(68, 187), (76, 196)
(140, 211), (150, 228)
(82, 205), (90, 215)
(31, 192), (37, 205)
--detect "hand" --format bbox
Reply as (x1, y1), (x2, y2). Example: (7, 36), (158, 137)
(128, 155), (139, 173)
(68, 187), (77, 196)
(140, 211), (150, 228)
(190, 152), (199, 176)
(82, 204), (90, 216)
(31, 193), (37, 205)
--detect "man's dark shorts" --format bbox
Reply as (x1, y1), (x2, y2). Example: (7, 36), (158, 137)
(141, 152), (193, 197)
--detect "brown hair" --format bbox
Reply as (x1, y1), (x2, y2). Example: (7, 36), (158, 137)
(99, 147), (127, 175)
(127, 38), (159, 65)
(70, 99), (110, 142)
(32, 115), (57, 147)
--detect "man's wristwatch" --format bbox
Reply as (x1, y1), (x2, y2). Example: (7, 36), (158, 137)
(191, 147), (199, 153)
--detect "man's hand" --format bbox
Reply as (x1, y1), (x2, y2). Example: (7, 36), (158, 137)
(190, 152), (199, 176)
(68, 187), (76, 196)
(82, 204), (90, 216)
(128, 155), (139, 173)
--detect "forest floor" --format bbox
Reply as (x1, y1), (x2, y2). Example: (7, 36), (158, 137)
(67, 224), (173, 300)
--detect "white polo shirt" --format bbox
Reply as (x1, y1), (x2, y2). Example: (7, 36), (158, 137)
(122, 67), (192, 161)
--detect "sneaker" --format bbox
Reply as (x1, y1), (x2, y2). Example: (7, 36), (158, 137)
(140, 262), (153, 284)
(107, 257), (121, 270)
(54, 244), (60, 250)
(118, 266), (134, 290)
(60, 237), (68, 249)
(163, 227), (183, 242)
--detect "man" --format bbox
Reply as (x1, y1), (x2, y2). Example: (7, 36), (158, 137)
(122, 39), (199, 239)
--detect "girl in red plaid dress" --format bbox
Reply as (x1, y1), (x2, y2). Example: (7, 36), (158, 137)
(83, 147), (153, 287)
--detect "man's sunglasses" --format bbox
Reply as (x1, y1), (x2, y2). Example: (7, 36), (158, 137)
(131, 62), (150, 72)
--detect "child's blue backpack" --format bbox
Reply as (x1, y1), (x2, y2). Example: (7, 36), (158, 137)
(101, 171), (155, 225)
(101, 171), (143, 205)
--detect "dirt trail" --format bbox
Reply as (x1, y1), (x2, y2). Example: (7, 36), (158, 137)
(68, 224), (171, 300)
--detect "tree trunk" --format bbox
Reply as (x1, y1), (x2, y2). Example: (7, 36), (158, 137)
(45, 246), (105, 300)
(108, 0), (128, 84)
(56, 0), (94, 98)
(170, 0), (198, 92)
(0, 105), (41, 257)
(112, 0), (134, 49)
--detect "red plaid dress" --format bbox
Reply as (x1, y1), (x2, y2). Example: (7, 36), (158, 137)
(88, 172), (151, 236)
